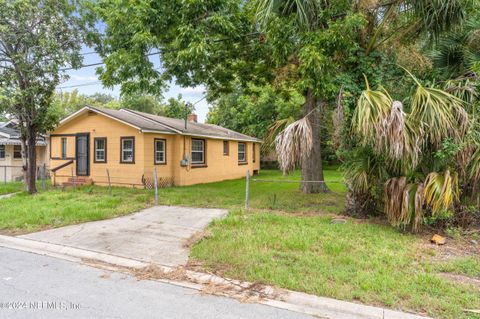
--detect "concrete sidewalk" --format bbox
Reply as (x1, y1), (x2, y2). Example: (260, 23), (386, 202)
(20, 206), (227, 266)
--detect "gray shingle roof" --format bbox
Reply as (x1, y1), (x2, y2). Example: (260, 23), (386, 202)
(0, 126), (46, 146)
(85, 106), (261, 142)
(0, 126), (20, 138)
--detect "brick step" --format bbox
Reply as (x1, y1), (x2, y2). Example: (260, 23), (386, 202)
(67, 177), (91, 183)
(63, 177), (93, 187)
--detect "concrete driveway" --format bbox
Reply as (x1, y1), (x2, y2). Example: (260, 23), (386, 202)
(20, 206), (227, 266)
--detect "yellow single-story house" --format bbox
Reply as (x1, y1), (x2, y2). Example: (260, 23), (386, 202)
(49, 106), (261, 187)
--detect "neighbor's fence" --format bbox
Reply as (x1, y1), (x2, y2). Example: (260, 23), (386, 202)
(0, 165), (50, 183)
(244, 170), (346, 209)
(0, 164), (51, 190)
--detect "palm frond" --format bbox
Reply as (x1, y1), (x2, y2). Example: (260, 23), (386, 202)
(262, 117), (295, 155)
(352, 79), (422, 171)
(384, 177), (425, 231)
(275, 115), (312, 174)
(406, 69), (469, 146)
(254, 0), (325, 30)
(409, 0), (466, 39)
(424, 170), (459, 215)
(351, 78), (392, 146)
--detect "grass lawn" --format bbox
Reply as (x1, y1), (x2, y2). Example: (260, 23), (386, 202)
(0, 168), (478, 319)
(0, 181), (24, 195)
(191, 211), (480, 319)
(0, 186), (154, 233)
(0, 168), (343, 233)
(159, 167), (345, 213)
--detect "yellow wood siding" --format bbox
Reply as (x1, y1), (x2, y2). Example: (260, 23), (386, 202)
(174, 137), (260, 186)
(49, 111), (261, 187)
(50, 111), (145, 187)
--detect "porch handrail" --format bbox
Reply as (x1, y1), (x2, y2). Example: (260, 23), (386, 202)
(51, 159), (74, 173)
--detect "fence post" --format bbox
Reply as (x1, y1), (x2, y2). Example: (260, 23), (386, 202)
(106, 168), (112, 196)
(71, 167), (76, 190)
(245, 170), (250, 210)
(153, 167), (158, 205)
(3, 166), (6, 185)
(41, 164), (46, 190)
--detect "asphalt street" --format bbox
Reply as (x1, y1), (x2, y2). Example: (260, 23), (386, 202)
(0, 247), (313, 319)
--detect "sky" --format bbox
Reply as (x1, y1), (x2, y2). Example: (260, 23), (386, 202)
(58, 47), (210, 123)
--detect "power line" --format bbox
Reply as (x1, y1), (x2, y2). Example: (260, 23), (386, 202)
(60, 32), (260, 71)
(60, 51), (162, 71)
(57, 81), (102, 89)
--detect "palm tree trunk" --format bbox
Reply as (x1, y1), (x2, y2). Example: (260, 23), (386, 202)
(301, 88), (329, 193)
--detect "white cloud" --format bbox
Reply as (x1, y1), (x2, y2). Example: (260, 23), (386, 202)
(180, 86), (205, 95)
(69, 74), (99, 82)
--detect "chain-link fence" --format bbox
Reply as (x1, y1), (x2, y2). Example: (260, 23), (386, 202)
(244, 170), (346, 210)
(0, 165), (50, 185)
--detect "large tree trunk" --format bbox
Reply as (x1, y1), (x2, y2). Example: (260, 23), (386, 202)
(20, 133), (29, 191)
(26, 126), (37, 194)
(301, 88), (329, 194)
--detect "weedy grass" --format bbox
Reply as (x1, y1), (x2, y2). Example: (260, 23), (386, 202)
(191, 211), (480, 319)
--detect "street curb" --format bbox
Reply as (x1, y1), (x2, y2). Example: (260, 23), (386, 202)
(0, 235), (434, 319)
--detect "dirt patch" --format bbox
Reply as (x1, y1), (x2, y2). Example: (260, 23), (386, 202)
(182, 230), (213, 249)
(420, 236), (480, 262)
(438, 272), (480, 288)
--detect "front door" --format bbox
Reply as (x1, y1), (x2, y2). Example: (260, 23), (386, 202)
(76, 133), (89, 176)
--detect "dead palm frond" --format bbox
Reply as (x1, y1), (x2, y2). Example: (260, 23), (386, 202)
(406, 69), (469, 146)
(351, 77), (392, 147)
(262, 117), (295, 155)
(424, 170), (459, 215)
(384, 177), (408, 227)
(275, 115), (312, 174)
(413, 183), (425, 232)
(352, 80), (422, 171)
(384, 177), (425, 231)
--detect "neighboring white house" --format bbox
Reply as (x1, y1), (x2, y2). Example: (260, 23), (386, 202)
(0, 121), (49, 182)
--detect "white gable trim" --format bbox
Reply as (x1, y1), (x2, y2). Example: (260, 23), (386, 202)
(0, 131), (10, 138)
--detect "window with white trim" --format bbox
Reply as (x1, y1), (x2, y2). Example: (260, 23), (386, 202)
(191, 139), (205, 164)
(94, 138), (107, 162)
(13, 145), (22, 159)
(0, 145), (5, 159)
(155, 139), (166, 164)
(223, 141), (229, 155)
(61, 138), (67, 159)
(121, 137), (135, 163)
(238, 142), (246, 162)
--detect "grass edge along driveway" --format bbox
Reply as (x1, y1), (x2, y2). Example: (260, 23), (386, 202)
(190, 210), (480, 319)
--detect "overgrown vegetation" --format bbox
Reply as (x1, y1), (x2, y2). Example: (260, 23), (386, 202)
(191, 211), (480, 319)
(343, 70), (480, 231)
